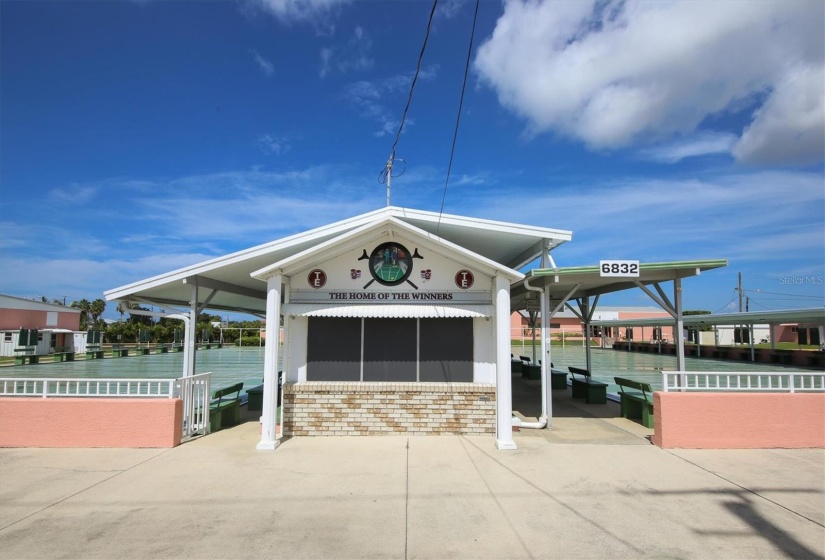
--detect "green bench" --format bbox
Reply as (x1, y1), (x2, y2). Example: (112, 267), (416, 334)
(14, 347), (39, 365)
(210, 382), (244, 432)
(614, 377), (654, 428)
(568, 367), (607, 404)
(52, 346), (76, 362)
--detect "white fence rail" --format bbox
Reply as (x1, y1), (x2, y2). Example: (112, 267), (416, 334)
(0, 377), (176, 398)
(663, 371), (825, 393)
(177, 372), (211, 439)
(0, 373), (213, 440)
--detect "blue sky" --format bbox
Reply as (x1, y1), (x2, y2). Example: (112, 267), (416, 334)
(1, 0), (823, 320)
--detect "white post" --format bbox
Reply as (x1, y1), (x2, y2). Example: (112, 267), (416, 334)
(674, 278), (685, 372)
(258, 273), (282, 451)
(185, 282), (198, 377)
(495, 275), (516, 450)
(540, 280), (551, 428)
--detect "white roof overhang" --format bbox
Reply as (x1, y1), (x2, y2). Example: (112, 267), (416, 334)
(104, 207), (568, 315)
(283, 303), (493, 318)
(511, 260), (728, 311)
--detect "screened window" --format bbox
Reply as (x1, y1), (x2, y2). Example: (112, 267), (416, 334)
(419, 318), (472, 382)
(307, 317), (361, 381)
(363, 319), (417, 382)
(306, 317), (473, 383)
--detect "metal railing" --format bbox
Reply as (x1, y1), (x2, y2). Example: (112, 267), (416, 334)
(0, 377), (176, 398)
(0, 373), (213, 440)
(662, 371), (825, 393)
(176, 372), (211, 439)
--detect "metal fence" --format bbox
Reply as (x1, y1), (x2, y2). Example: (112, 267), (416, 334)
(662, 371), (825, 393)
(0, 372), (212, 440)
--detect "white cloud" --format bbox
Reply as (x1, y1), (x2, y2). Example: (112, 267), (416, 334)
(733, 64), (825, 166)
(319, 47), (332, 78)
(639, 132), (737, 163)
(342, 65), (439, 136)
(318, 25), (374, 78)
(464, 170), (825, 265)
(474, 0), (824, 165)
(249, 49), (274, 77)
(249, 0), (349, 35)
(258, 133), (290, 155)
(437, 0), (465, 20)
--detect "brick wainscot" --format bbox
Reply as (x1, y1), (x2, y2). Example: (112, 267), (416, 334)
(283, 382), (496, 436)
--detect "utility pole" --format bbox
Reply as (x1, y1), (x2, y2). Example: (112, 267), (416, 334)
(385, 155), (393, 207)
(737, 272), (743, 313)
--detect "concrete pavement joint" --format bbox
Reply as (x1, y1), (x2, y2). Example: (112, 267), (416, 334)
(458, 436), (536, 560)
(664, 449), (825, 529)
(0, 448), (171, 533)
(462, 437), (646, 556)
(405, 437), (409, 560)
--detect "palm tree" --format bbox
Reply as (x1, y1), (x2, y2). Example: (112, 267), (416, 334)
(90, 299), (106, 327)
(71, 299), (91, 330)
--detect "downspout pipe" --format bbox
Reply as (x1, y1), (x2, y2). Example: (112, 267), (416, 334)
(518, 275), (548, 429)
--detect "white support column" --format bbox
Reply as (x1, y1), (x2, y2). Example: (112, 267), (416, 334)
(674, 277), (685, 371)
(258, 273), (282, 451)
(540, 281), (551, 428)
(540, 246), (551, 427)
(495, 275), (516, 450)
(185, 282), (198, 377)
(581, 297), (593, 373)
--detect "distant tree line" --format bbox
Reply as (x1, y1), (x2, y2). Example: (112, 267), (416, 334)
(41, 296), (265, 344)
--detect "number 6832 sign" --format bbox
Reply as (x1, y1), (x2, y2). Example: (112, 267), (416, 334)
(600, 260), (640, 277)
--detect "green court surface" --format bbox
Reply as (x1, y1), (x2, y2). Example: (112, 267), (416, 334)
(2, 345), (814, 397)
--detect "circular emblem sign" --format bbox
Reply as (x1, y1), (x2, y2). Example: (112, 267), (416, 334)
(369, 242), (413, 286)
(455, 270), (474, 289)
(307, 269), (327, 288)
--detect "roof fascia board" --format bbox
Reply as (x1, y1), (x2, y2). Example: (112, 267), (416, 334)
(392, 207), (572, 242)
(528, 259), (728, 278)
(251, 220), (390, 279)
(252, 216), (525, 282)
(104, 207), (397, 300)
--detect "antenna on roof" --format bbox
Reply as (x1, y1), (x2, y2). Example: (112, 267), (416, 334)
(385, 155), (393, 207)
(378, 156), (406, 207)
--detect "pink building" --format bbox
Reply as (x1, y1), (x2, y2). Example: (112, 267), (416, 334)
(0, 294), (82, 356)
(511, 306), (673, 344)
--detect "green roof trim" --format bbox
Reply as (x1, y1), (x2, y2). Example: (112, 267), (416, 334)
(526, 259), (728, 277)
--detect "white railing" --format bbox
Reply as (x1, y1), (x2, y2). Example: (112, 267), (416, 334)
(0, 373), (213, 440)
(663, 371), (825, 393)
(0, 377), (176, 398)
(176, 372), (211, 439)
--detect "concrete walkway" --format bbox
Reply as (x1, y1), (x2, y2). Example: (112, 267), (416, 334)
(1, 398), (823, 560)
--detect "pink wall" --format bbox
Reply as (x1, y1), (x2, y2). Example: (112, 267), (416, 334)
(0, 309), (80, 331)
(653, 392), (825, 449)
(0, 398), (183, 448)
(509, 312), (674, 340)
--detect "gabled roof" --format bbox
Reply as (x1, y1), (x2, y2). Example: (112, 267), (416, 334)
(105, 207), (569, 315)
(251, 216), (524, 282)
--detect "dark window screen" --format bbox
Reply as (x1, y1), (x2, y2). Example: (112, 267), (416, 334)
(363, 318), (417, 382)
(307, 317), (361, 381)
(419, 318), (473, 382)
